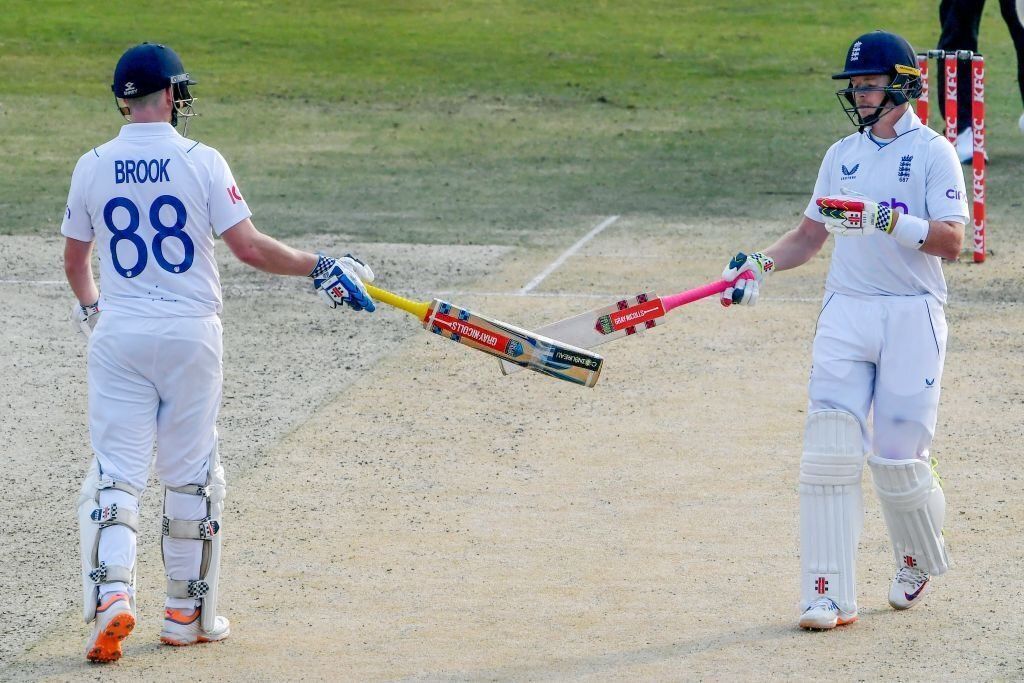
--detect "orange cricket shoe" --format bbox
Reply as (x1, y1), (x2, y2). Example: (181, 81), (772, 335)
(85, 592), (135, 663)
(160, 606), (230, 646)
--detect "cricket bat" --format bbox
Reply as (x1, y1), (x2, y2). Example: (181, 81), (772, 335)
(365, 283), (603, 387)
(498, 272), (753, 375)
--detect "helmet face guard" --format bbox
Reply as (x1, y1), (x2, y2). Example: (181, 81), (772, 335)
(832, 31), (921, 129)
(835, 67), (921, 128)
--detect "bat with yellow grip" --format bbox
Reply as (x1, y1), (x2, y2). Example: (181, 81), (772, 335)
(364, 283), (603, 388)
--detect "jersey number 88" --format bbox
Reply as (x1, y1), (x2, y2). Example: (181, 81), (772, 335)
(103, 195), (194, 278)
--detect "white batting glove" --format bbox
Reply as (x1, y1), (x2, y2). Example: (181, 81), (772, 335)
(721, 252), (775, 306)
(816, 189), (896, 236)
(71, 301), (100, 339)
(310, 253), (376, 312)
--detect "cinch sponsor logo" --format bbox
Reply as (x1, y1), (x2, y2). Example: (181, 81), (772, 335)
(946, 188), (964, 200)
(878, 197), (908, 213)
(553, 349), (600, 369)
(115, 158), (170, 184)
(849, 41), (861, 61)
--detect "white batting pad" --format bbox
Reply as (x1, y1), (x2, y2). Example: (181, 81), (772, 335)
(162, 443), (226, 632)
(799, 410), (865, 613)
(869, 455), (950, 575)
(78, 459), (141, 623)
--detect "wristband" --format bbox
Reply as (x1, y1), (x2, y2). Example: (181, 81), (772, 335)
(889, 214), (929, 250)
(309, 254), (335, 279)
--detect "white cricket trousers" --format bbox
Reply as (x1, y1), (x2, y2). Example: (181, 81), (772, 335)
(809, 291), (948, 459)
(86, 311), (223, 606)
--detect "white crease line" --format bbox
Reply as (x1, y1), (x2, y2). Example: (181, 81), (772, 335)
(517, 215), (620, 294)
(0, 279), (66, 285)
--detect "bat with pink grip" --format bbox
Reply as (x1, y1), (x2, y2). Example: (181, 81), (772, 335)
(498, 271), (754, 376)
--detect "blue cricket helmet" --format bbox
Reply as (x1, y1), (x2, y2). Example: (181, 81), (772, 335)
(833, 31), (922, 127)
(111, 43), (198, 130)
(113, 42), (195, 99)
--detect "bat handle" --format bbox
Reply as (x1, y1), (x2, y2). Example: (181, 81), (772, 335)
(661, 272), (755, 313)
(364, 283), (431, 321)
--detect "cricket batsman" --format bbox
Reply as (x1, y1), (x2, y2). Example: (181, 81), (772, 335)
(719, 30), (968, 629)
(62, 42), (376, 662)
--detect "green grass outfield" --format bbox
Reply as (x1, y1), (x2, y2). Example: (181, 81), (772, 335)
(2, 1), (1020, 246)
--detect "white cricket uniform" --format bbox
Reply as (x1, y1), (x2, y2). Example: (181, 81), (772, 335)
(62, 122), (251, 603)
(802, 108), (968, 459)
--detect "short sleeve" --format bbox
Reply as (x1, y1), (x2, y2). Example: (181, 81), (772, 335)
(60, 153), (96, 242)
(208, 150), (252, 235)
(803, 143), (838, 221)
(924, 138), (970, 223)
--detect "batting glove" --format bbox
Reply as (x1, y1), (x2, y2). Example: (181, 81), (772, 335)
(72, 300), (100, 339)
(721, 252), (775, 306)
(816, 195), (896, 236)
(310, 253), (376, 312)
(817, 187), (929, 249)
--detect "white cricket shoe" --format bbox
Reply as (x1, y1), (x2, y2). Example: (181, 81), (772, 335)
(85, 592), (135, 663)
(954, 128), (989, 164)
(888, 562), (931, 610)
(798, 596), (858, 630)
(160, 607), (230, 646)
(1018, 112), (1024, 134)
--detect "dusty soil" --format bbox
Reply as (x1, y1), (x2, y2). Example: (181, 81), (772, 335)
(2, 218), (1022, 680)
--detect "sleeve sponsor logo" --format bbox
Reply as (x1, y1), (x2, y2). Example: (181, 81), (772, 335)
(227, 185), (243, 204)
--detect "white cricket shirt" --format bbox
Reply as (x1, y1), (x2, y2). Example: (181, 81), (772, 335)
(61, 122), (252, 317)
(803, 108), (969, 304)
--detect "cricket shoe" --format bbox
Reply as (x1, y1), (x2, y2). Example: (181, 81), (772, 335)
(160, 607), (230, 646)
(888, 561), (930, 610)
(954, 127), (988, 164)
(85, 592), (135, 663)
(798, 597), (858, 630)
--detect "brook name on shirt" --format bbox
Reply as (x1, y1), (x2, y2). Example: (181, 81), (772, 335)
(115, 158), (170, 184)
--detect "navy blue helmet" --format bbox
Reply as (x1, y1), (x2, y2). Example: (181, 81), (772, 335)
(112, 43), (198, 129)
(832, 31), (921, 128)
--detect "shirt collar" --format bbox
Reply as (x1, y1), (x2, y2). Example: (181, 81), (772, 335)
(117, 122), (179, 138)
(866, 106), (920, 139)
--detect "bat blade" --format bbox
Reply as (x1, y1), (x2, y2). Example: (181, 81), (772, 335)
(498, 275), (749, 376)
(498, 292), (662, 376)
(425, 299), (603, 387)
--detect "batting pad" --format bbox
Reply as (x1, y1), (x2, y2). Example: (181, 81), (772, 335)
(799, 410), (865, 613)
(869, 455), (950, 575)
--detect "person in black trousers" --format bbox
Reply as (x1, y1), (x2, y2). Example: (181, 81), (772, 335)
(937, 0), (1024, 160)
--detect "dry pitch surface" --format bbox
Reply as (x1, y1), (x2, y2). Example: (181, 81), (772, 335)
(2, 216), (1022, 681)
